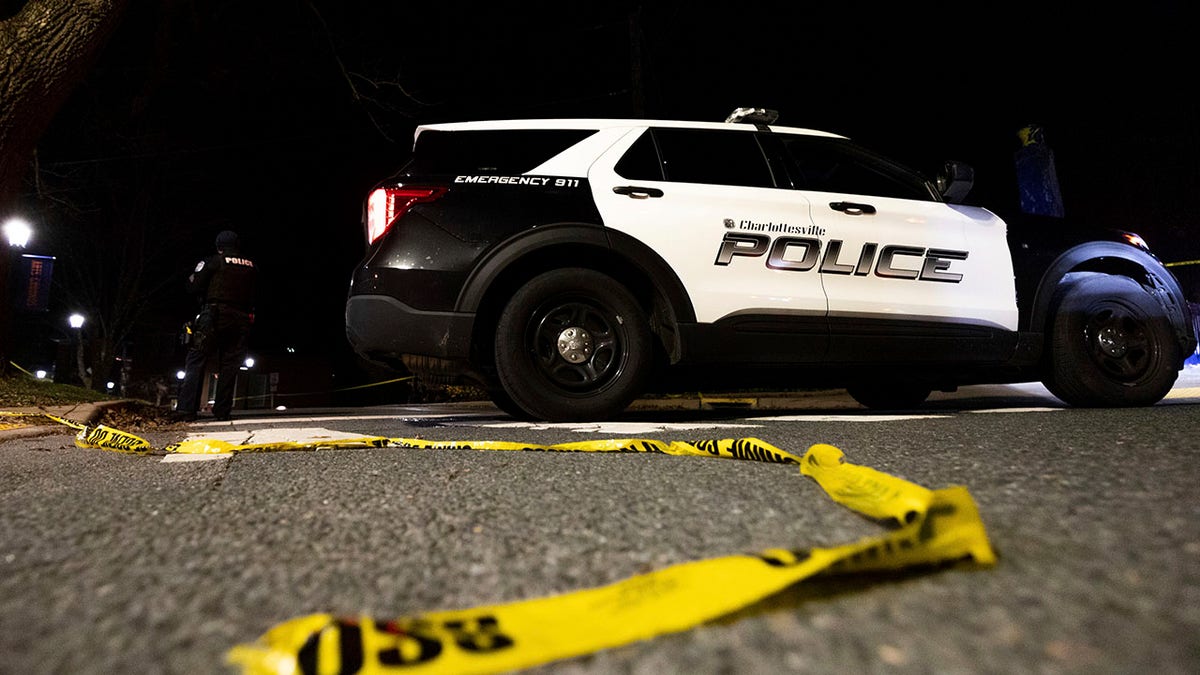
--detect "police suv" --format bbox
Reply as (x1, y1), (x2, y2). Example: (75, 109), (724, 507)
(345, 108), (1196, 421)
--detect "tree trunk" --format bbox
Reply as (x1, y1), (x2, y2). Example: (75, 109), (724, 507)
(0, 0), (128, 375)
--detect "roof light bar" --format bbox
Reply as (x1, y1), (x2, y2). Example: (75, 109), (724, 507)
(725, 108), (779, 125)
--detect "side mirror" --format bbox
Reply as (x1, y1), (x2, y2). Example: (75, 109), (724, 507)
(937, 160), (974, 204)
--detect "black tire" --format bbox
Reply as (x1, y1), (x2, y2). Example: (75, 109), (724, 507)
(1044, 274), (1180, 407)
(845, 382), (931, 410)
(485, 383), (535, 420)
(494, 268), (652, 421)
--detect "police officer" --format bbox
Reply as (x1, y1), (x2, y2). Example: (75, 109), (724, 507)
(175, 230), (256, 421)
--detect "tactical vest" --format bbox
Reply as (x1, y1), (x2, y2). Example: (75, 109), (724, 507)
(206, 254), (256, 310)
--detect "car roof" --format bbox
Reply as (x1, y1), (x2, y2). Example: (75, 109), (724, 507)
(415, 118), (847, 139)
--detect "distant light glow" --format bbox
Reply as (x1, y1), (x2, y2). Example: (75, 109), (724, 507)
(106, 381), (115, 391)
(176, 370), (186, 380)
(3, 217), (32, 248)
(275, 405), (287, 411)
(244, 357), (255, 369)
(68, 313), (85, 329)
(35, 370), (47, 379)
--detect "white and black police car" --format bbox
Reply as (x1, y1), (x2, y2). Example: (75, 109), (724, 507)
(345, 108), (1196, 421)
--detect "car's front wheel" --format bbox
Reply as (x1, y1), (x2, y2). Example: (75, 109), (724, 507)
(494, 268), (652, 421)
(1044, 274), (1180, 406)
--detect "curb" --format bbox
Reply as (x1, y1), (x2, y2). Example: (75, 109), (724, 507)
(1, 390), (862, 445)
(0, 401), (128, 443)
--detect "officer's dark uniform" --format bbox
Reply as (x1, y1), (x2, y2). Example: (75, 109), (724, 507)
(176, 231), (256, 421)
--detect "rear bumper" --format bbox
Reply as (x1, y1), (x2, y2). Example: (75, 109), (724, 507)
(345, 294), (474, 362)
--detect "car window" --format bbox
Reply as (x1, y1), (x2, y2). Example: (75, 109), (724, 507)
(616, 128), (775, 188)
(409, 129), (596, 175)
(781, 136), (935, 201)
(613, 130), (664, 181)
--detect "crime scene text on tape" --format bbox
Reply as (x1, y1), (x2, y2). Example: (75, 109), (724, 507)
(9, 411), (996, 674)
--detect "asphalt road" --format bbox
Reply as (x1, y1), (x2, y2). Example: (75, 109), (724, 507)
(1, 375), (1198, 674)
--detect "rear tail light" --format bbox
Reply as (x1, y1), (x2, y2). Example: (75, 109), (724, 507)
(365, 186), (446, 244)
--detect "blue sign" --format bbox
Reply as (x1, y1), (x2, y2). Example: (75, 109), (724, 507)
(16, 254), (54, 312)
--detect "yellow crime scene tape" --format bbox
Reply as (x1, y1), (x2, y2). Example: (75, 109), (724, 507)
(6, 412), (996, 674)
(0, 411), (155, 453)
(0, 409), (42, 425)
(0, 411), (35, 431)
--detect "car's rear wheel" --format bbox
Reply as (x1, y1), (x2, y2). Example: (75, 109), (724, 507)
(1044, 274), (1180, 406)
(846, 382), (931, 410)
(494, 268), (651, 421)
(484, 383), (534, 420)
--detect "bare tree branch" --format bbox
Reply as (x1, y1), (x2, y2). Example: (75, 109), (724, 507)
(304, 1), (434, 143)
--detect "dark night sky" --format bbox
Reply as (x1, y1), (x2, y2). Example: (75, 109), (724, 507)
(24, 1), (1199, 385)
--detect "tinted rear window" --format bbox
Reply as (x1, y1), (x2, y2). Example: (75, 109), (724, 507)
(615, 128), (775, 188)
(409, 129), (595, 174)
(613, 130), (664, 180)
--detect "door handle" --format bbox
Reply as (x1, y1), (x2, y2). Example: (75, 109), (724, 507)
(829, 201), (876, 215)
(613, 185), (664, 199)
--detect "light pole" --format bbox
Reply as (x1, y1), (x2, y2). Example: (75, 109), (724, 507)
(2, 217), (33, 375)
(68, 313), (87, 387)
(239, 355), (257, 409)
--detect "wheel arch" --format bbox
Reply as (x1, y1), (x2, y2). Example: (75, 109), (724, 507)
(1030, 241), (1194, 352)
(456, 223), (696, 374)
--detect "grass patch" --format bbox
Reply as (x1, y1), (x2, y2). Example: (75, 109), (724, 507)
(0, 373), (108, 408)
(0, 373), (180, 432)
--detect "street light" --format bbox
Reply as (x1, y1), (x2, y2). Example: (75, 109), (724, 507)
(2, 218), (33, 378)
(68, 313), (87, 387)
(3, 217), (31, 248)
